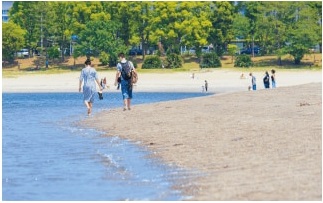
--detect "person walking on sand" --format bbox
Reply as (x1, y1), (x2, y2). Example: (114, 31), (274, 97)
(204, 80), (208, 92)
(114, 53), (136, 111)
(271, 69), (276, 88)
(249, 72), (256, 90)
(79, 58), (102, 116)
(263, 71), (270, 89)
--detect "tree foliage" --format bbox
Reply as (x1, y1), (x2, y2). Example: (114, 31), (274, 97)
(2, 22), (26, 61)
(75, 20), (127, 66)
(4, 1), (322, 66)
(209, 1), (235, 56)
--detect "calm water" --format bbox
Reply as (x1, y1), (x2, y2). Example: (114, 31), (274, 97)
(2, 92), (208, 201)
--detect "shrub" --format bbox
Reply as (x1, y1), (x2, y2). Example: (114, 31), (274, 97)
(234, 54), (253, 67)
(99, 52), (109, 66)
(47, 46), (60, 59)
(142, 55), (162, 69)
(165, 53), (182, 68)
(199, 52), (222, 68)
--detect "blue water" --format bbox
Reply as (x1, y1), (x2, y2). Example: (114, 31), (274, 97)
(2, 92), (208, 201)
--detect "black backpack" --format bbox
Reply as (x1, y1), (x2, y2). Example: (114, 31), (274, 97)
(121, 61), (132, 80)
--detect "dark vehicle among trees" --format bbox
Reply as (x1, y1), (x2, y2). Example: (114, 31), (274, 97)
(129, 48), (143, 56)
(240, 47), (260, 55)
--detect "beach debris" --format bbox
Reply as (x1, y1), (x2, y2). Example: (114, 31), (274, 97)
(299, 102), (310, 107)
(223, 165), (229, 168)
(231, 137), (243, 141)
(173, 143), (183, 146)
(149, 142), (155, 145)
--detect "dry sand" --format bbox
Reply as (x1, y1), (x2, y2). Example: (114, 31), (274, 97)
(2, 69), (322, 93)
(3, 69), (322, 200)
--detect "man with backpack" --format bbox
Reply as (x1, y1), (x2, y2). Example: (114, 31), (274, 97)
(114, 52), (137, 111)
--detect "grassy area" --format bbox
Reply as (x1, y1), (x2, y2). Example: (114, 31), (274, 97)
(2, 53), (321, 78)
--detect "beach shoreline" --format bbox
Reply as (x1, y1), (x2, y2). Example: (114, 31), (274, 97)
(80, 82), (322, 200)
(3, 70), (322, 200)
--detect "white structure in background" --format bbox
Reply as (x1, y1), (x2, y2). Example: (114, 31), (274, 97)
(2, 1), (13, 23)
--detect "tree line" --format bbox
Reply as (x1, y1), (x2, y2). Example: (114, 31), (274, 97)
(2, 1), (322, 65)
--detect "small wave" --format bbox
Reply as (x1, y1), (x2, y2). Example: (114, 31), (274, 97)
(96, 151), (132, 180)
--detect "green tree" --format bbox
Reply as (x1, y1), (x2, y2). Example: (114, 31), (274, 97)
(2, 22), (26, 61)
(149, 2), (212, 55)
(237, 1), (264, 57)
(208, 1), (235, 56)
(128, 1), (154, 59)
(232, 13), (250, 40)
(75, 20), (127, 66)
(102, 2), (132, 47)
(307, 1), (322, 53)
(284, 2), (321, 64)
(48, 2), (74, 62)
(227, 44), (238, 63)
(71, 2), (111, 34)
(9, 1), (44, 56)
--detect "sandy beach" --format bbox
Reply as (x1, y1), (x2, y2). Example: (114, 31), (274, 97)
(80, 81), (321, 200)
(2, 69), (322, 93)
(3, 69), (322, 200)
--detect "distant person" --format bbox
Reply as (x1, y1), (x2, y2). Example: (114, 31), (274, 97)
(249, 72), (256, 90)
(240, 73), (246, 79)
(114, 53), (136, 111)
(191, 73), (195, 79)
(45, 59), (49, 69)
(263, 71), (270, 89)
(79, 58), (102, 116)
(271, 69), (276, 88)
(204, 80), (208, 92)
(100, 77), (107, 89)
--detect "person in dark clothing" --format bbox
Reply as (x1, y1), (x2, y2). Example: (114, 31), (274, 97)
(204, 80), (208, 92)
(263, 71), (270, 89)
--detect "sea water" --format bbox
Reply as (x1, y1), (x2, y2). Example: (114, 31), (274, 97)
(2, 92), (208, 201)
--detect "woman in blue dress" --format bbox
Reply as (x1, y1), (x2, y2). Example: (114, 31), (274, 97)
(79, 59), (102, 115)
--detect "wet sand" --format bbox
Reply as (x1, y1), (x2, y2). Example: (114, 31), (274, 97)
(81, 82), (322, 200)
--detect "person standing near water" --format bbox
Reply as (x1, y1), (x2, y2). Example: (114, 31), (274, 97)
(204, 80), (208, 92)
(114, 53), (136, 111)
(79, 58), (102, 116)
(249, 72), (256, 90)
(263, 71), (270, 89)
(271, 69), (276, 88)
